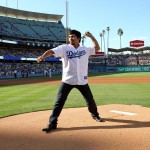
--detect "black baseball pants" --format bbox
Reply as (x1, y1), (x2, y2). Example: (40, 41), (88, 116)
(49, 82), (99, 124)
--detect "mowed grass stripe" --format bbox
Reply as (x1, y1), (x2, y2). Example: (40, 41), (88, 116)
(0, 84), (59, 117)
(1, 85), (39, 96)
(0, 85), (59, 103)
(90, 83), (150, 106)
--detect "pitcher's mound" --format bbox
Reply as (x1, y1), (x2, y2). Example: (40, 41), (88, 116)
(0, 104), (150, 150)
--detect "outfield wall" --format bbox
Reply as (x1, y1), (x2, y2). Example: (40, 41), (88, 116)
(116, 66), (150, 72)
(0, 70), (61, 79)
(94, 66), (150, 73)
(1, 66), (150, 79)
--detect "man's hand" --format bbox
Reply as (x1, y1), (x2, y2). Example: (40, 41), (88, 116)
(37, 56), (44, 63)
(84, 31), (100, 52)
(84, 31), (93, 38)
(37, 50), (54, 63)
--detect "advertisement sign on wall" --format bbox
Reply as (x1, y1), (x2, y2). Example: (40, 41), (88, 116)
(130, 40), (144, 47)
(117, 66), (150, 72)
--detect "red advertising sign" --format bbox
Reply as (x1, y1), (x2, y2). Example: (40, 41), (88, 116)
(95, 52), (104, 56)
(130, 40), (144, 47)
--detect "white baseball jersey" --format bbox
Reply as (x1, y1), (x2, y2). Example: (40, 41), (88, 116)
(52, 44), (95, 85)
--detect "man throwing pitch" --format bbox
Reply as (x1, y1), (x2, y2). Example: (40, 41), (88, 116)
(37, 30), (105, 133)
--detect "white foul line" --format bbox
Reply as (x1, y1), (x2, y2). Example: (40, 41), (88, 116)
(110, 110), (136, 116)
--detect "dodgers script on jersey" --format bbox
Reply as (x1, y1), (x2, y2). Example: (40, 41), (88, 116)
(52, 44), (95, 85)
(66, 49), (86, 59)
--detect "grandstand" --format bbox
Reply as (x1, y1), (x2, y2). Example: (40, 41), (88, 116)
(0, 6), (66, 79)
(0, 6), (66, 43)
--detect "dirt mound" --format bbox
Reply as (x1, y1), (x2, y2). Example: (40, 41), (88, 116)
(0, 104), (150, 150)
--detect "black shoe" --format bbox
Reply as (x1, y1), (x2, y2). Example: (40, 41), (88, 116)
(42, 124), (57, 133)
(92, 116), (105, 122)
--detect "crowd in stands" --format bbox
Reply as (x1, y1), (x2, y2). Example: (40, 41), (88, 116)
(0, 47), (150, 78)
(107, 54), (138, 66)
(88, 53), (150, 72)
(0, 62), (62, 78)
(0, 48), (45, 58)
(138, 54), (150, 66)
(0, 48), (62, 78)
(107, 54), (150, 66)
(89, 53), (150, 67)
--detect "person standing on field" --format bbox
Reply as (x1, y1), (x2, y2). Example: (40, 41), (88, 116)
(49, 68), (52, 78)
(37, 30), (105, 133)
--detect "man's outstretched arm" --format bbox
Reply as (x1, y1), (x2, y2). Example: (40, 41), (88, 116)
(37, 49), (54, 63)
(84, 31), (100, 52)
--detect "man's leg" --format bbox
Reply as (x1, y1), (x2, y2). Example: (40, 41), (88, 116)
(76, 84), (105, 122)
(49, 82), (73, 124)
(42, 82), (73, 132)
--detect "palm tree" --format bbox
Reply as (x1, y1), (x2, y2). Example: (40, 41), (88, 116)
(106, 27), (110, 54)
(102, 30), (106, 54)
(99, 32), (103, 51)
(118, 28), (123, 48)
(81, 35), (86, 46)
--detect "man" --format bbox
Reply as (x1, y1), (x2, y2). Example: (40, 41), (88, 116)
(37, 30), (105, 133)
(49, 68), (52, 78)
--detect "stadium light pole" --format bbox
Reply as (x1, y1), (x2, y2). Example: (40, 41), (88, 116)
(5, 0), (8, 16)
(66, 0), (68, 43)
(17, 0), (18, 10)
(17, 0), (19, 18)
(6, 0), (7, 7)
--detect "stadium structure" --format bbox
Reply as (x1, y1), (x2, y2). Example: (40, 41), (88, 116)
(0, 6), (150, 79)
(0, 6), (66, 79)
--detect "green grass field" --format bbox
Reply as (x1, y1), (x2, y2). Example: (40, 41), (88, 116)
(0, 72), (150, 118)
